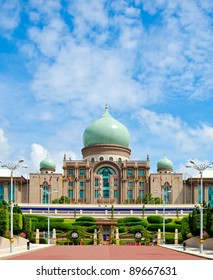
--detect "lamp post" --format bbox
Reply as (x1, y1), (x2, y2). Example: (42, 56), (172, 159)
(0, 160), (27, 253)
(155, 189), (171, 245)
(186, 160), (213, 254)
(40, 188), (58, 244)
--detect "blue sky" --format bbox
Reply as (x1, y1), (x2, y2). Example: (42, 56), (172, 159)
(0, 0), (213, 177)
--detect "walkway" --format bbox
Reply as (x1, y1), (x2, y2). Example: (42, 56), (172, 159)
(0, 243), (212, 260)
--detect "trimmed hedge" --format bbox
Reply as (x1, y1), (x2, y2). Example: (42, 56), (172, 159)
(147, 215), (163, 224)
(0, 209), (9, 235)
(76, 216), (96, 222)
(147, 223), (181, 232)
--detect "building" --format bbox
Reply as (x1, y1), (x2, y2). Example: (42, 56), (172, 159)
(0, 105), (213, 206)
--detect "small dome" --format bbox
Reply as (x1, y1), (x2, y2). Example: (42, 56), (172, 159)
(157, 156), (173, 172)
(83, 105), (130, 148)
(40, 155), (56, 171)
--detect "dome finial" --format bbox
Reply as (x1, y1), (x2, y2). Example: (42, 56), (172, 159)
(105, 103), (108, 111)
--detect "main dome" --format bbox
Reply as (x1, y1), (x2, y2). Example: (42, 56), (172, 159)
(83, 106), (130, 148)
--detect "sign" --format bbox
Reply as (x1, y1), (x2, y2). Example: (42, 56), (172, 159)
(134, 231), (143, 240)
(70, 231), (79, 239)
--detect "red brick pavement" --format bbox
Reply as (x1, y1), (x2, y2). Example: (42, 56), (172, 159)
(3, 245), (207, 260)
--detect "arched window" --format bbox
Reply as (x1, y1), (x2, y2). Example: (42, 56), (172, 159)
(109, 157), (113, 161)
(208, 185), (213, 207)
(99, 156), (104, 161)
(42, 185), (49, 204)
(97, 167), (116, 198)
(118, 158), (122, 162)
(164, 185), (171, 204)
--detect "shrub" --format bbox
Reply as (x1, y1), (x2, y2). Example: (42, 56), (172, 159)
(147, 224), (163, 231)
(118, 217), (142, 224)
(165, 218), (173, 224)
(118, 226), (126, 233)
(76, 216), (96, 222)
(87, 225), (97, 233)
(181, 216), (191, 239)
(73, 221), (96, 227)
(39, 238), (47, 244)
(165, 235), (174, 244)
(165, 223), (181, 232)
(0, 209), (9, 236)
(147, 215), (163, 224)
(174, 218), (182, 225)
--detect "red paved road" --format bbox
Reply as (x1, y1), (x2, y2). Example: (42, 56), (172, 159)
(3, 245), (207, 260)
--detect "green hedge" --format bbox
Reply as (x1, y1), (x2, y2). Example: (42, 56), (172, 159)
(76, 216), (96, 222)
(147, 223), (181, 232)
(165, 218), (173, 224)
(147, 215), (163, 224)
(118, 217), (142, 224)
(73, 221), (96, 227)
(13, 213), (23, 234)
(86, 225), (97, 233)
(0, 209), (9, 236)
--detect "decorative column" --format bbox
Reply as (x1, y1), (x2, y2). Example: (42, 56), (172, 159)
(52, 228), (57, 244)
(36, 229), (39, 244)
(115, 228), (120, 245)
(157, 229), (161, 245)
(174, 229), (178, 245)
(93, 229), (97, 245)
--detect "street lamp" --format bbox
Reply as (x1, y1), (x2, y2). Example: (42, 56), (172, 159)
(186, 160), (213, 254)
(40, 188), (58, 244)
(0, 159), (27, 253)
(155, 189), (172, 245)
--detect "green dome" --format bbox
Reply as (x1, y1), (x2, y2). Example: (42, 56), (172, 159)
(83, 106), (130, 147)
(40, 155), (56, 170)
(157, 156), (173, 171)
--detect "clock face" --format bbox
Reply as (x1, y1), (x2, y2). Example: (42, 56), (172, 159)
(134, 232), (142, 239)
(71, 231), (79, 239)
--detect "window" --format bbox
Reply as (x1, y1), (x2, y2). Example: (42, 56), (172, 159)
(127, 169), (133, 176)
(79, 169), (85, 175)
(80, 181), (85, 187)
(94, 190), (99, 198)
(118, 158), (122, 162)
(114, 177), (118, 187)
(42, 185), (49, 204)
(109, 157), (113, 161)
(139, 190), (144, 199)
(91, 158), (95, 162)
(95, 178), (99, 187)
(139, 181), (144, 187)
(68, 181), (74, 187)
(68, 189), (74, 198)
(97, 166), (116, 198)
(0, 184), (4, 202)
(139, 169), (145, 176)
(99, 156), (104, 161)
(68, 169), (74, 175)
(80, 190), (85, 199)
(128, 181), (133, 187)
(164, 185), (171, 204)
(128, 190), (133, 199)
(208, 185), (213, 207)
(114, 190), (118, 198)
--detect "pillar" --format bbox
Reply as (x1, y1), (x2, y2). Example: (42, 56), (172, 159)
(36, 229), (39, 244)
(174, 229), (178, 245)
(52, 228), (57, 245)
(157, 229), (161, 245)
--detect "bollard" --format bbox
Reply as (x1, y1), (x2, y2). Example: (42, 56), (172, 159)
(183, 242), (186, 251)
(27, 241), (30, 250)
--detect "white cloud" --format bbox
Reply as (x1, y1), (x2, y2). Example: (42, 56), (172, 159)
(0, 0), (20, 35)
(0, 128), (10, 159)
(30, 143), (48, 172)
(135, 108), (213, 153)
